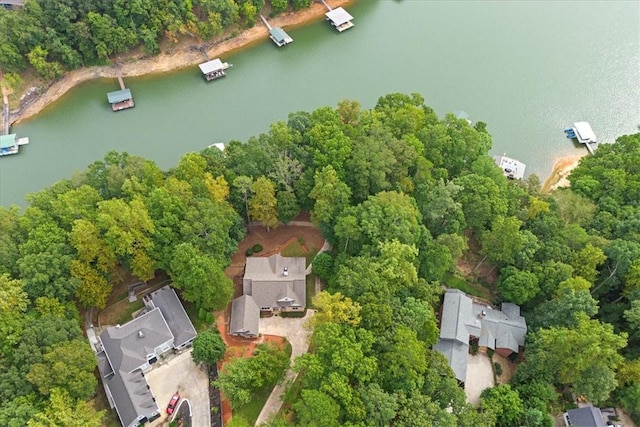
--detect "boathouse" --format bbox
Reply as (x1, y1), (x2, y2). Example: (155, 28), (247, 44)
(269, 27), (293, 47)
(494, 155), (526, 180)
(0, 133), (29, 157)
(198, 58), (229, 81)
(325, 7), (354, 32)
(107, 88), (134, 112)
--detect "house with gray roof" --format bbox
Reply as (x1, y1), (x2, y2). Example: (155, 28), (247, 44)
(563, 406), (607, 427)
(230, 254), (307, 338)
(96, 286), (197, 427)
(434, 289), (527, 383)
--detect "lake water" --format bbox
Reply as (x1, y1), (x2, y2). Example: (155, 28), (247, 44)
(2, 0), (638, 206)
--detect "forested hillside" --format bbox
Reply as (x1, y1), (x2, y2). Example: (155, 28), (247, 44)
(0, 93), (638, 426)
(0, 0), (313, 80)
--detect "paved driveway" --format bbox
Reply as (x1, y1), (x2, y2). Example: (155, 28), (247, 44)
(146, 349), (210, 427)
(464, 352), (495, 406)
(254, 310), (316, 425)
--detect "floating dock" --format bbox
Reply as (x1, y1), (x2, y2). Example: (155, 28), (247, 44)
(565, 121), (597, 155)
(321, 1), (354, 32)
(260, 15), (293, 47)
(0, 133), (29, 157)
(198, 58), (231, 81)
(107, 66), (134, 111)
(494, 155), (526, 180)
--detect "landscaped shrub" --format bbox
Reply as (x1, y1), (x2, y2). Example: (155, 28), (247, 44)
(252, 244), (263, 253)
(245, 248), (253, 256)
(494, 362), (503, 376)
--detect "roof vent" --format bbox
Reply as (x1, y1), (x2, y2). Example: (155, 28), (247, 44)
(138, 330), (145, 338)
(116, 324), (121, 328)
(480, 310), (486, 318)
(283, 266), (289, 276)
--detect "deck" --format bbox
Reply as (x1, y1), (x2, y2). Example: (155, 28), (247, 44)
(494, 155), (526, 180)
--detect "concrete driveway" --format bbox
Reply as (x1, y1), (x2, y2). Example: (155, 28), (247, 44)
(464, 352), (495, 406)
(146, 349), (210, 427)
(254, 310), (316, 425)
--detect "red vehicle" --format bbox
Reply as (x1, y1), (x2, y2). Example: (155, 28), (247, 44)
(166, 392), (180, 415)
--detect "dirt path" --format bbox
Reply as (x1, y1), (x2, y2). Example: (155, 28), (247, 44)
(11, 0), (355, 126)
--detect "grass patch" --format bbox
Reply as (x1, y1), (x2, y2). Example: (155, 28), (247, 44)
(444, 273), (492, 301)
(182, 300), (213, 332)
(233, 384), (273, 424)
(233, 340), (292, 425)
(306, 273), (316, 308)
(115, 300), (144, 325)
(281, 241), (307, 258)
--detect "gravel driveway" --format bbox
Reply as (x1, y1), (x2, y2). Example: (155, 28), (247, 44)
(146, 349), (210, 427)
(254, 310), (316, 425)
(464, 352), (495, 406)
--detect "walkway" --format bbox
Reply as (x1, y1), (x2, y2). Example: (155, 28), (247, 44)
(254, 310), (316, 426)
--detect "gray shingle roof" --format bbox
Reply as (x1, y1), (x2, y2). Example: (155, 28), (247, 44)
(147, 286), (197, 348)
(243, 254), (306, 309)
(435, 289), (527, 383)
(230, 295), (260, 337)
(100, 308), (174, 373)
(565, 407), (606, 427)
(103, 368), (158, 427)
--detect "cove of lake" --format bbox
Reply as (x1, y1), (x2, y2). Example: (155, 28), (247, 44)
(1, 0), (639, 207)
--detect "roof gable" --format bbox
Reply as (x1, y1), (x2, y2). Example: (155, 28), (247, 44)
(230, 295), (260, 336)
(147, 286), (197, 348)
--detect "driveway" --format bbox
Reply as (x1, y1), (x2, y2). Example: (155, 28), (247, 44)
(146, 349), (210, 427)
(464, 352), (495, 406)
(254, 310), (316, 425)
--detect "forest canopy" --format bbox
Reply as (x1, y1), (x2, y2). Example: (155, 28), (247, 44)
(0, 92), (638, 425)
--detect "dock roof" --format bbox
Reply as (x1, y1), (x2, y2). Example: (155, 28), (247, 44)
(269, 27), (291, 44)
(326, 7), (354, 26)
(0, 134), (17, 149)
(107, 88), (132, 104)
(574, 121), (597, 143)
(199, 59), (224, 75)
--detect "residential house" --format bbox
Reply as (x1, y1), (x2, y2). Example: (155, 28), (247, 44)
(563, 406), (608, 427)
(434, 289), (527, 383)
(96, 286), (197, 427)
(230, 254), (306, 338)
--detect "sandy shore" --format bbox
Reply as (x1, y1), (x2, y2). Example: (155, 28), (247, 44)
(541, 153), (585, 193)
(11, 0), (354, 125)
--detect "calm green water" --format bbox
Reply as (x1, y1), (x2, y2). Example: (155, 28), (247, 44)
(1, 1), (638, 206)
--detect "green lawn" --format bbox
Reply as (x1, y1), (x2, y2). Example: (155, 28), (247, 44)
(234, 342), (293, 424)
(115, 299), (144, 325)
(281, 240), (319, 265)
(444, 273), (493, 301)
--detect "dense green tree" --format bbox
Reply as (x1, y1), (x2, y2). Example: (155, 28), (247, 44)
(250, 177), (278, 230)
(480, 384), (524, 427)
(170, 243), (233, 310)
(497, 266), (540, 305)
(27, 388), (104, 427)
(192, 328), (226, 365)
(26, 339), (97, 400)
(293, 389), (341, 427)
(310, 166), (352, 239)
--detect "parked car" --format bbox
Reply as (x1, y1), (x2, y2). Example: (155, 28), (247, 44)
(167, 392), (180, 415)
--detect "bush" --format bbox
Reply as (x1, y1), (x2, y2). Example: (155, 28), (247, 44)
(245, 248), (253, 256)
(494, 362), (503, 376)
(252, 244), (263, 253)
(470, 339), (479, 355)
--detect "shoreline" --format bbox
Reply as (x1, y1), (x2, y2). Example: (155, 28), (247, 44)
(10, 0), (355, 126)
(540, 153), (585, 193)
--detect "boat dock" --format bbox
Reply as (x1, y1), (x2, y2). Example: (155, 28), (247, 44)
(494, 155), (526, 180)
(106, 66), (134, 112)
(321, 1), (354, 32)
(198, 58), (231, 81)
(565, 121), (597, 155)
(260, 15), (293, 47)
(0, 73), (29, 157)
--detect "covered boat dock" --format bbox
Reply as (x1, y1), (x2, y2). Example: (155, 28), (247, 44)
(494, 155), (526, 180)
(107, 88), (134, 111)
(325, 7), (354, 32)
(198, 58), (230, 81)
(261, 15), (293, 47)
(565, 121), (597, 154)
(0, 133), (29, 157)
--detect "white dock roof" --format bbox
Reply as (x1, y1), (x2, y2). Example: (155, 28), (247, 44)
(326, 7), (353, 26)
(198, 58), (224, 74)
(574, 122), (597, 143)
